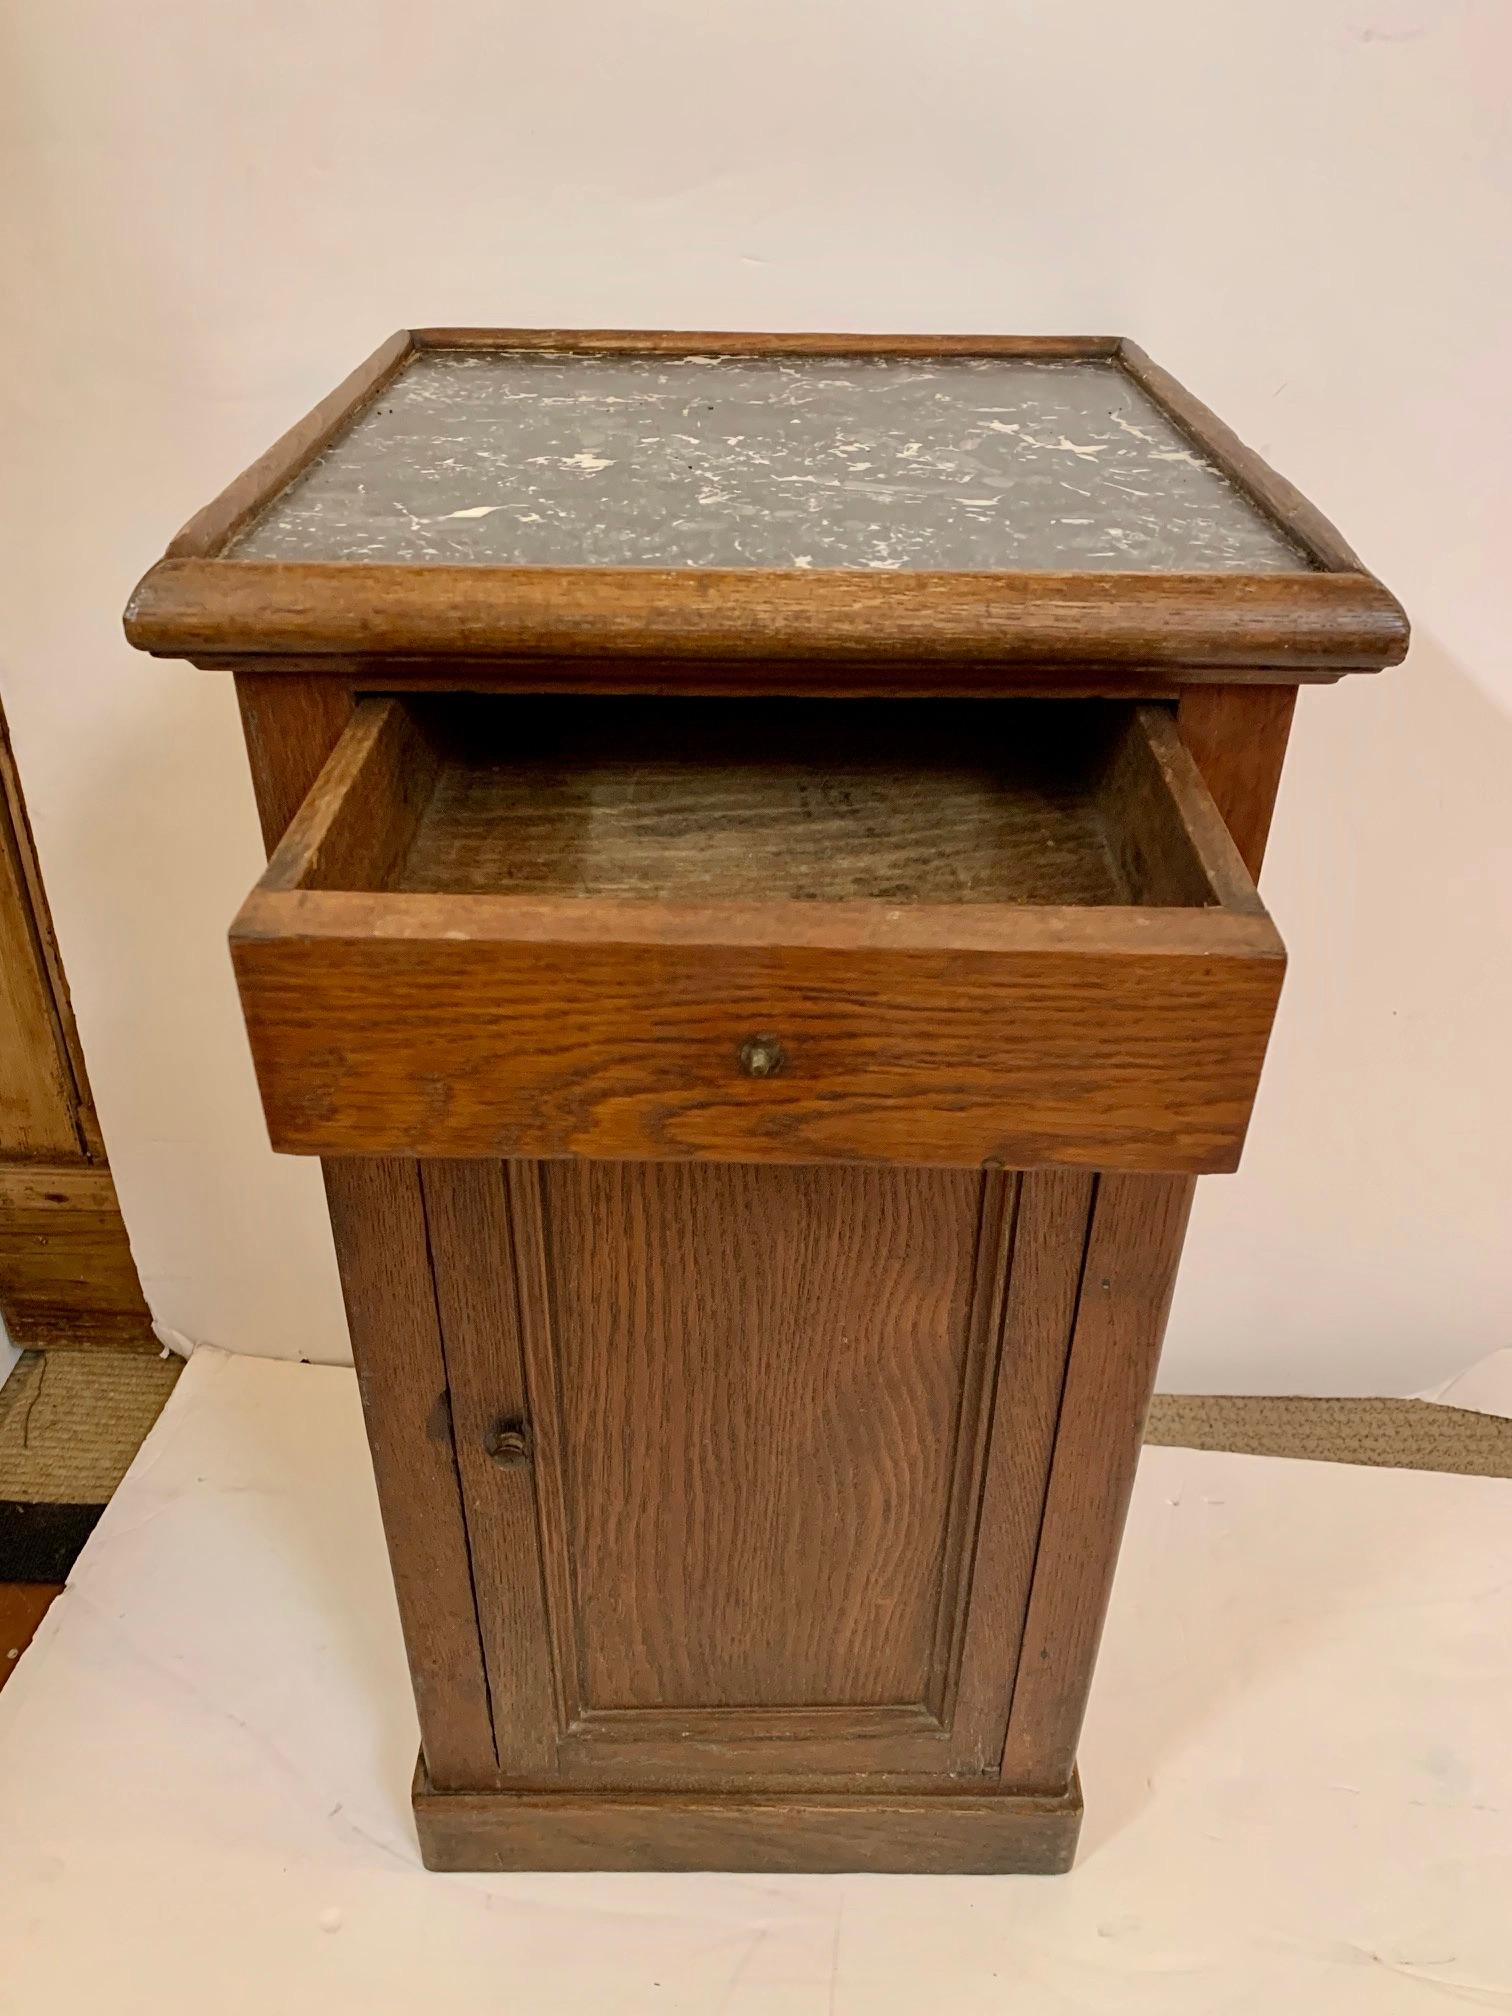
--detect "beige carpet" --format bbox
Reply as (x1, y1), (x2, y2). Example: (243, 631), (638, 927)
(0, 1350), (183, 1504)
(1147, 1392), (1512, 1478)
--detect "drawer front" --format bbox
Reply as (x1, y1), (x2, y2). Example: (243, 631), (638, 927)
(231, 899), (1282, 1171)
(229, 694), (1286, 1173)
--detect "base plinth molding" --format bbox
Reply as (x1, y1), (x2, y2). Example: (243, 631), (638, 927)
(412, 1757), (1083, 1875)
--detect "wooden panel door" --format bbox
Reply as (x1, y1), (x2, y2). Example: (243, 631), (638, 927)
(430, 1158), (1091, 1786)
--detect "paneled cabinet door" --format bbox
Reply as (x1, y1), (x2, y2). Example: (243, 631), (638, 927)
(426, 1159), (1092, 1786)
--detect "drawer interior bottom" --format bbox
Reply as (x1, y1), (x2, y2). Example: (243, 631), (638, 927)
(340, 697), (1220, 910)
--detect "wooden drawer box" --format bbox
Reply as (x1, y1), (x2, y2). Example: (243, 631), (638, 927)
(127, 328), (1406, 1874)
(232, 693), (1283, 1170)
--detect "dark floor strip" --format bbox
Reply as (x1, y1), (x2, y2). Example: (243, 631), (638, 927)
(0, 1501), (105, 1583)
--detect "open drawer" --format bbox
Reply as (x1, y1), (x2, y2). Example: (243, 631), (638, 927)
(230, 695), (1285, 1171)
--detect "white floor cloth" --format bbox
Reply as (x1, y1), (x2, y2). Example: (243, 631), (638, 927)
(3, 1347), (1508, 2014)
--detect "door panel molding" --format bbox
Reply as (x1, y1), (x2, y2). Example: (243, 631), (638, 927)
(439, 1158), (1090, 1786)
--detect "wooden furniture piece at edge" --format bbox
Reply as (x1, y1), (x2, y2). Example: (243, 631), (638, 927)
(231, 670), (1297, 1873)
(0, 701), (152, 1352)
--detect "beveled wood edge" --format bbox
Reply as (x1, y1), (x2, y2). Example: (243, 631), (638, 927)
(998, 1173), (1195, 1791)
(411, 327), (1124, 357)
(567, 1702), (942, 1741)
(552, 1737), (964, 1782)
(123, 329), (1408, 674)
(180, 655), (1339, 693)
(1128, 707), (1269, 916)
(126, 560), (1407, 669)
(1117, 339), (1369, 575)
(166, 330), (415, 560)
(500, 1161), (585, 1734)
(927, 1169), (1019, 1735)
(232, 886), (1286, 962)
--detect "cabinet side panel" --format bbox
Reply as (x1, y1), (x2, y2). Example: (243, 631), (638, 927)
(1177, 681), (1297, 879)
(999, 684), (1299, 1792)
(234, 672), (355, 847)
(324, 1159), (501, 1786)
(232, 673), (498, 1792)
(999, 1171), (1194, 1791)
(948, 1169), (1096, 1769)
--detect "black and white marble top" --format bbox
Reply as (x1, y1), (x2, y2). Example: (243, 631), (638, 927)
(231, 352), (1308, 574)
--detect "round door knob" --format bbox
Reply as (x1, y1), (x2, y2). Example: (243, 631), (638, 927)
(738, 1034), (786, 1079)
(485, 1416), (533, 1467)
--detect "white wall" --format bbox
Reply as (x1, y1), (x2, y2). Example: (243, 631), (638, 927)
(2, 0), (1507, 1393)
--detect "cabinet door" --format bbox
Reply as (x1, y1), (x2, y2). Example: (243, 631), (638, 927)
(430, 1158), (1091, 1786)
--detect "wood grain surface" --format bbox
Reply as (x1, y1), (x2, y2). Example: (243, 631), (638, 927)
(229, 697), (1285, 1170)
(414, 1759), (1083, 1874)
(234, 673), (356, 848)
(394, 697), (1132, 908)
(1177, 682), (1298, 879)
(231, 899), (1282, 1170)
(416, 1158), (1106, 1789)
(196, 653), (1354, 697)
(999, 1171), (1195, 1790)
(129, 558), (1406, 671)
(946, 1168), (1096, 1770)
(420, 1160), (558, 1776)
(524, 1163), (1021, 1779)
(0, 698), (150, 1348)
(0, 1165), (154, 1350)
(0, 774), (79, 1160)
(230, 674), (503, 1796)
(411, 330), (1123, 357)
(323, 1159), (500, 1788)
(541, 1160), (984, 1711)
(991, 681), (1301, 1801)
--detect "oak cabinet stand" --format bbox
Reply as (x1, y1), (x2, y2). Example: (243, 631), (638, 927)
(127, 331), (1406, 1873)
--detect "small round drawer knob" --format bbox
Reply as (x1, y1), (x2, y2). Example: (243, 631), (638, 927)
(485, 1416), (533, 1467)
(738, 1034), (786, 1079)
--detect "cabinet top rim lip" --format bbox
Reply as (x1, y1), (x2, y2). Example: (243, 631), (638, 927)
(122, 330), (1408, 674)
